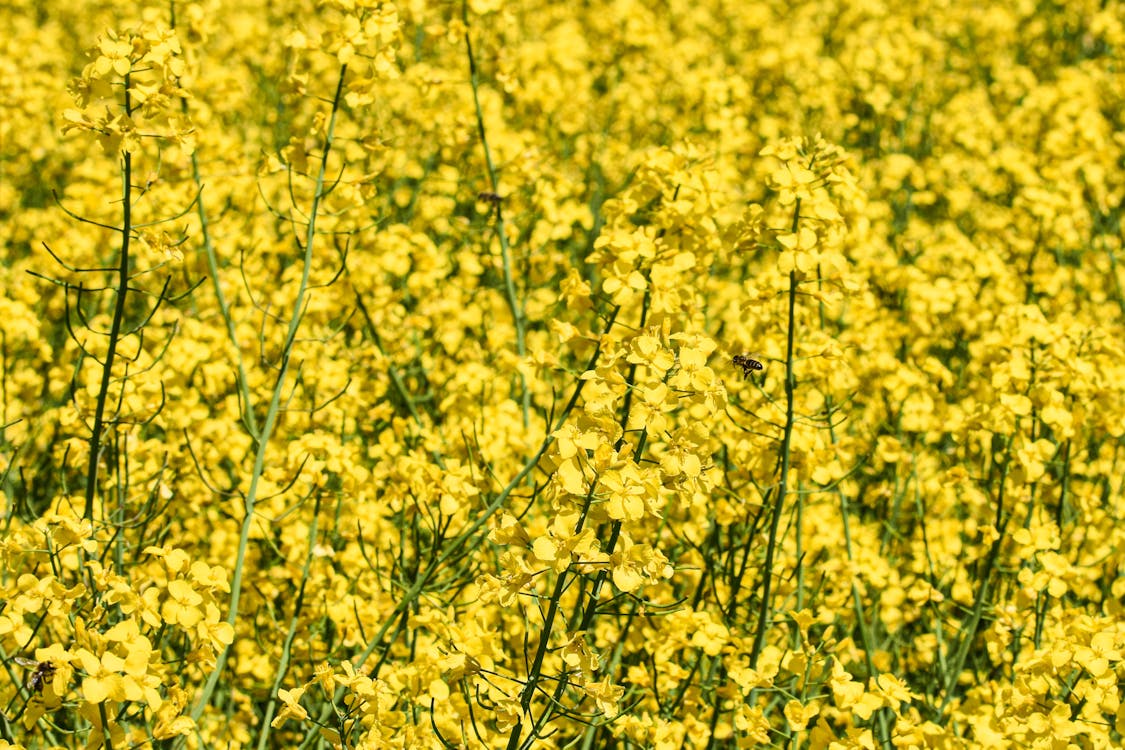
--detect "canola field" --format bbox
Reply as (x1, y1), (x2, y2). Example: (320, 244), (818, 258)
(2, 0), (1124, 748)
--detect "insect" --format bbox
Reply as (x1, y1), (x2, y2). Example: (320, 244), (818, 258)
(477, 191), (503, 205)
(732, 353), (765, 379)
(13, 657), (57, 694)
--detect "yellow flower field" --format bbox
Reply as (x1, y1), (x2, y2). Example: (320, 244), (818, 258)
(1, 0), (1124, 748)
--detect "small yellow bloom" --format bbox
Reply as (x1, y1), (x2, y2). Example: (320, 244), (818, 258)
(270, 686), (309, 728)
(783, 699), (819, 731)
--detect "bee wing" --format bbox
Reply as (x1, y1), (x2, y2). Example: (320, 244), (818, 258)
(12, 656), (38, 668)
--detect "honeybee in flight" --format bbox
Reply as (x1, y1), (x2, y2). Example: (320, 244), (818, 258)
(13, 656), (57, 694)
(732, 353), (765, 379)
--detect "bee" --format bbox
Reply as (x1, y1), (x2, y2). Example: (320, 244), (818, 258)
(477, 191), (503, 205)
(13, 656), (57, 694)
(732, 353), (765, 379)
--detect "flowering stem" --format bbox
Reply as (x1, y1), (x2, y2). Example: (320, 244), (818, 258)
(507, 482), (600, 750)
(509, 289), (648, 747)
(750, 198), (801, 668)
(463, 2), (530, 429)
(187, 62), (349, 729)
(256, 492), (321, 749)
(300, 308), (621, 743)
(938, 437), (1011, 718)
(177, 92), (259, 439)
(83, 142), (133, 521)
(98, 700), (114, 750)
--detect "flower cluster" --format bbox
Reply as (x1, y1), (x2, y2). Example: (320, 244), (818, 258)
(3, 0), (1124, 747)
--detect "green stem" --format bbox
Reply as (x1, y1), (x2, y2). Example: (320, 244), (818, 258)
(178, 93), (259, 439)
(98, 700), (115, 750)
(509, 290), (649, 748)
(463, 1), (530, 428)
(506, 486), (600, 750)
(749, 256), (799, 666)
(84, 143), (133, 521)
(256, 493), (321, 749)
(186, 62), (350, 730)
(938, 436), (1011, 718)
(300, 308), (621, 744)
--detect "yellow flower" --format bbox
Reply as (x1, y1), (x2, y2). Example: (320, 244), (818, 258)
(270, 686), (309, 728)
(583, 679), (625, 716)
(161, 579), (205, 629)
(76, 648), (126, 704)
(783, 699), (819, 731)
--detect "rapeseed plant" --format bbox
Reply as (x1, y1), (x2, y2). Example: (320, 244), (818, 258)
(2, 0), (1124, 748)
